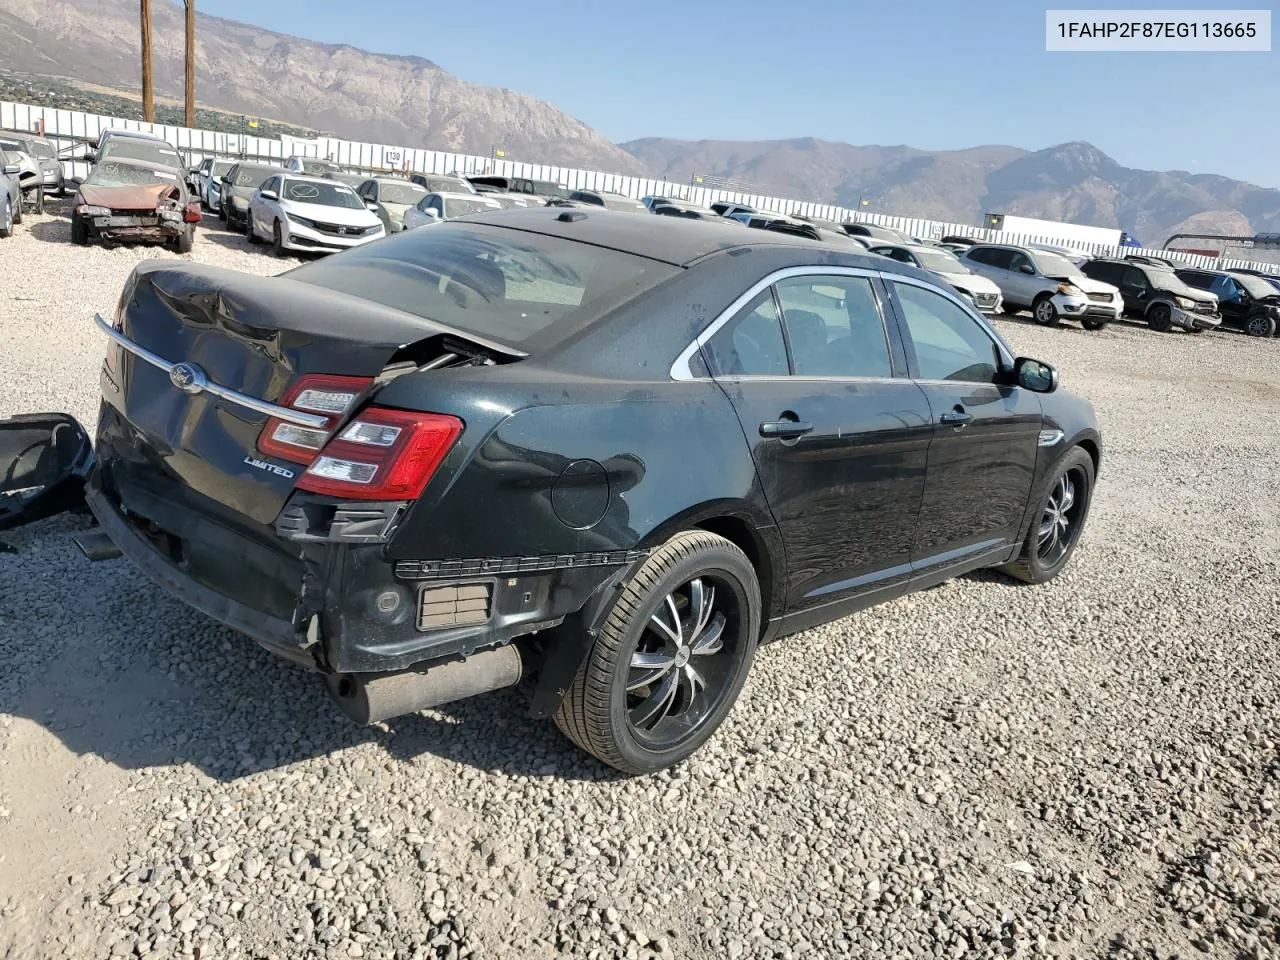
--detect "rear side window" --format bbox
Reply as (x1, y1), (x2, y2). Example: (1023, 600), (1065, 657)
(287, 222), (680, 349)
(704, 290), (788, 376)
(775, 276), (891, 378)
(1084, 261), (1120, 285)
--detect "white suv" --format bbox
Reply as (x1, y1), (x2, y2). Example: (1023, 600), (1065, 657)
(962, 243), (1122, 329)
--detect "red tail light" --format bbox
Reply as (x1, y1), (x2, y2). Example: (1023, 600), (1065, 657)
(257, 374), (373, 465)
(297, 408), (463, 501)
(183, 202), (202, 223)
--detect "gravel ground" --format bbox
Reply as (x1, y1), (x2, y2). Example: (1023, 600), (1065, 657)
(1, 200), (1279, 960)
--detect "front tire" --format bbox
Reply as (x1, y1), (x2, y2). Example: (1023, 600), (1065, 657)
(246, 213), (261, 244)
(70, 212), (88, 245)
(1032, 295), (1060, 326)
(1080, 316), (1108, 331)
(1244, 311), (1277, 338)
(1147, 302), (1173, 332)
(1001, 447), (1095, 585)
(272, 220), (286, 256)
(554, 531), (760, 774)
(32, 187), (44, 215)
(0, 196), (12, 238)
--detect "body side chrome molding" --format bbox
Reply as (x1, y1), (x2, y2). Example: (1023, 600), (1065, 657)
(93, 312), (329, 429)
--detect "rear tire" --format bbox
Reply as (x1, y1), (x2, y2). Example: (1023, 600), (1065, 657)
(1032, 295), (1060, 326)
(171, 227), (193, 254)
(554, 531), (760, 775)
(0, 196), (12, 238)
(246, 213), (261, 244)
(1001, 446), (1095, 585)
(1244, 311), (1276, 338)
(32, 187), (44, 215)
(1147, 302), (1173, 332)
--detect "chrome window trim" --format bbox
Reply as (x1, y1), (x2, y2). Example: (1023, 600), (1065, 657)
(93, 312), (329, 428)
(669, 265), (886, 381)
(881, 272), (1016, 369)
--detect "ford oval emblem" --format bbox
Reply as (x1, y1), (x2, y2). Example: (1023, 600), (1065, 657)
(169, 361), (206, 395)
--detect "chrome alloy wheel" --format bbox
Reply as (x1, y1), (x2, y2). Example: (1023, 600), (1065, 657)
(1037, 469), (1085, 565)
(625, 575), (742, 747)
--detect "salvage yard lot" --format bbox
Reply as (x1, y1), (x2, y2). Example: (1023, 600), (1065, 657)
(1, 201), (1279, 960)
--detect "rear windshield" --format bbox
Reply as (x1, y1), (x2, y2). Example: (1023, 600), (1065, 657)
(286, 222), (679, 348)
(212, 160), (234, 176)
(101, 139), (181, 168)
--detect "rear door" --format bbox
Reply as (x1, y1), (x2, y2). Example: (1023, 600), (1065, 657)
(883, 276), (1041, 573)
(702, 268), (934, 613)
(965, 247), (1020, 304)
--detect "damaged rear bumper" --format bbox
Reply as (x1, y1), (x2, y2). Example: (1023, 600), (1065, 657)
(85, 472), (320, 666)
(87, 442), (626, 677)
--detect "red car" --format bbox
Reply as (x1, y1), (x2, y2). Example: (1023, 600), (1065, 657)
(71, 158), (201, 252)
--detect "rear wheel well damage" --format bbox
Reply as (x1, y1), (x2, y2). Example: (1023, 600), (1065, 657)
(526, 511), (779, 720)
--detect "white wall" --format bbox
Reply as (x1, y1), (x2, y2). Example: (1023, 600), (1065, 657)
(3, 98), (1275, 275)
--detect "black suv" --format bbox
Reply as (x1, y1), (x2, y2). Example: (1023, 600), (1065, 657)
(1174, 268), (1280, 337)
(1079, 258), (1220, 332)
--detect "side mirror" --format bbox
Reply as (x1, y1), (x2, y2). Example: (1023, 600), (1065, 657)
(260, 189), (278, 201)
(1, 164), (18, 176)
(1013, 357), (1058, 394)
(1018, 263), (1035, 275)
(81, 149), (95, 161)
(365, 201), (379, 212)
(423, 208), (440, 220)
(0, 413), (93, 533)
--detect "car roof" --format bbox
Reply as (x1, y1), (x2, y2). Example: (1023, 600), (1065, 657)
(435, 191), (491, 201)
(234, 162), (285, 172)
(460, 206), (890, 267)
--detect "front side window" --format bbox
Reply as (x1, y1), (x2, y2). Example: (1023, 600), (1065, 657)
(774, 276), (891, 378)
(704, 289), (789, 377)
(893, 282), (1001, 384)
(1007, 252), (1033, 274)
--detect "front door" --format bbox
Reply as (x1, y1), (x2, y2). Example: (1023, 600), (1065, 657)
(703, 271), (934, 613)
(885, 278), (1042, 572)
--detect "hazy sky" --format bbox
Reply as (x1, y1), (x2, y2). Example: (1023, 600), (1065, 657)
(194, 0), (1280, 187)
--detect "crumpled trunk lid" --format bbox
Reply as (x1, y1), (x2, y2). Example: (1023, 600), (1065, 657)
(100, 261), (460, 524)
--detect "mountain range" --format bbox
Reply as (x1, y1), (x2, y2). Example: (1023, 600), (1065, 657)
(2, 0), (1278, 247)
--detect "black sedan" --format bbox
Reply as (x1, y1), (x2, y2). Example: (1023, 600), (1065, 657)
(2, 208), (1101, 774)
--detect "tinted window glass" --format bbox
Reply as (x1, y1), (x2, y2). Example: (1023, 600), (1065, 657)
(775, 276), (891, 378)
(1083, 261), (1118, 285)
(287, 222), (680, 349)
(1007, 252), (1033, 273)
(704, 290), (789, 377)
(1122, 266), (1148, 289)
(894, 282), (1000, 384)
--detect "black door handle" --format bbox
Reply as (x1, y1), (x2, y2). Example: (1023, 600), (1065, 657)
(940, 407), (972, 428)
(759, 419), (814, 439)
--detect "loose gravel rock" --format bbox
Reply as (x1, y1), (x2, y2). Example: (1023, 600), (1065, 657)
(1, 202), (1279, 958)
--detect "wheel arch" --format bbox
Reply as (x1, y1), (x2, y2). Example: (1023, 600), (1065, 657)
(639, 501), (785, 629)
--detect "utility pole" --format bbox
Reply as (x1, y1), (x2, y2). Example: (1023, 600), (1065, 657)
(184, 0), (196, 128)
(140, 0), (154, 122)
